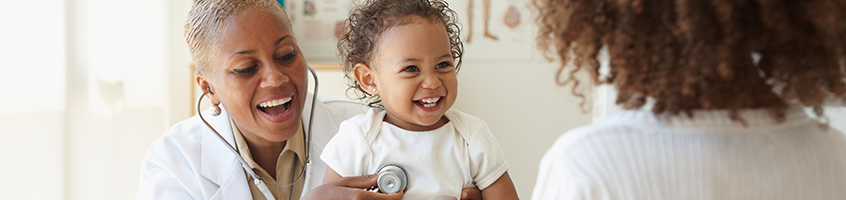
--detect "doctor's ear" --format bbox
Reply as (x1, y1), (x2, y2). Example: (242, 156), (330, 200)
(196, 74), (213, 95)
(196, 74), (222, 116)
(354, 63), (378, 95)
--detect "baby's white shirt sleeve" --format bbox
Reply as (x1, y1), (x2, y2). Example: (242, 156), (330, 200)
(320, 117), (372, 177)
(466, 119), (510, 190)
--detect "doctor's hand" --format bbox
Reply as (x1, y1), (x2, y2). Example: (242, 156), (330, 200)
(302, 173), (403, 200)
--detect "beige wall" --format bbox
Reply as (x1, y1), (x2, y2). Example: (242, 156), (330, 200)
(0, 1), (67, 199)
(0, 113), (65, 199)
(453, 60), (592, 198)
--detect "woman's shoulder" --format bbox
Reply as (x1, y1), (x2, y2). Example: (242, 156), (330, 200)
(144, 107), (229, 165)
(549, 124), (611, 149)
(546, 117), (646, 157)
(161, 115), (205, 142)
(145, 115), (207, 161)
(138, 110), (235, 199)
(162, 107), (229, 145)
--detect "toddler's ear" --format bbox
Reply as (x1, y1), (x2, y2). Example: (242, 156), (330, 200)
(354, 63), (379, 95)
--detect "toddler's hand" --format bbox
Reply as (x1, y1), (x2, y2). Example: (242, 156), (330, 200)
(461, 187), (482, 200)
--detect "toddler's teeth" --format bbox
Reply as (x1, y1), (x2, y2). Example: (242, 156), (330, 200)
(420, 97), (440, 103)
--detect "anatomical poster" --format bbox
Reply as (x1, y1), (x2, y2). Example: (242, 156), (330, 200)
(288, 0), (533, 63)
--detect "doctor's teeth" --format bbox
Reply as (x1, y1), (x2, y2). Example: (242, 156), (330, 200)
(259, 97), (292, 108)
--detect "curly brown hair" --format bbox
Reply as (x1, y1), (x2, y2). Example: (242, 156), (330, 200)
(337, 0), (463, 107)
(533, 0), (846, 123)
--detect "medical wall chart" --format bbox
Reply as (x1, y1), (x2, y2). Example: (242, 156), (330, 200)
(283, 0), (355, 63)
(286, 0), (534, 65)
(456, 0), (532, 61)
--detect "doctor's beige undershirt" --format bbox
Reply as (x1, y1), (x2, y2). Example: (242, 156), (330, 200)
(230, 117), (305, 200)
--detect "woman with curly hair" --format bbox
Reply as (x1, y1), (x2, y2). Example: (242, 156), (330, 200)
(531, 0), (846, 199)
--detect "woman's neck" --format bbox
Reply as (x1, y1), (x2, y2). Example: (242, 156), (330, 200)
(691, 81), (786, 110)
(242, 131), (286, 178)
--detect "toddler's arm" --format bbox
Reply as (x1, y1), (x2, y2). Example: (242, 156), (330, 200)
(323, 166), (343, 184)
(480, 172), (520, 200)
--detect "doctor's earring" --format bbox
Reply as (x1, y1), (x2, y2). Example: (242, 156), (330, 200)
(212, 104), (221, 117)
(207, 87), (221, 117)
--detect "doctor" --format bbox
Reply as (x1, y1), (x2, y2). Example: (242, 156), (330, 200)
(136, 0), (481, 199)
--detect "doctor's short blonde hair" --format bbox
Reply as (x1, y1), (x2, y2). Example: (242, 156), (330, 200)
(185, 0), (291, 73)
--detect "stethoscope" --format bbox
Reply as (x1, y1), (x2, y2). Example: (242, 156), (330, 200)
(196, 65), (409, 199)
(196, 66), (320, 200)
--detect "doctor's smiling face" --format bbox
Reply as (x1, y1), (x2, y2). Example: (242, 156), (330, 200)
(355, 17), (458, 131)
(198, 5), (307, 143)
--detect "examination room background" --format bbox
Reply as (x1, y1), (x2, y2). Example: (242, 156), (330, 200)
(1, 0), (844, 200)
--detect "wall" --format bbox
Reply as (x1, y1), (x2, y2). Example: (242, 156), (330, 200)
(0, 113), (65, 199)
(0, 1), (66, 199)
(453, 60), (592, 198)
(0, 0), (181, 199)
(63, 0), (173, 199)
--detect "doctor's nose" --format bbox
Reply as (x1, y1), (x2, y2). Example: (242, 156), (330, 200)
(260, 66), (289, 88)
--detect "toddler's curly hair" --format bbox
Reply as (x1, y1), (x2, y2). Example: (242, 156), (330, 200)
(337, 0), (463, 107)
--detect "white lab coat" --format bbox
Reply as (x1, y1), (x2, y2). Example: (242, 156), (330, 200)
(136, 92), (367, 200)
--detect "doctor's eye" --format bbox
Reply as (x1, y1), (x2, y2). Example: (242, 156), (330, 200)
(275, 50), (298, 63)
(403, 65), (419, 72)
(234, 65), (257, 75)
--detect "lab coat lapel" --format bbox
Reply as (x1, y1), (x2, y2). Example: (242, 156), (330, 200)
(199, 106), (252, 199)
(195, 92), (358, 198)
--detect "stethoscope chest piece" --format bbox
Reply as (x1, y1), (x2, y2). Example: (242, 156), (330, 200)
(376, 164), (409, 194)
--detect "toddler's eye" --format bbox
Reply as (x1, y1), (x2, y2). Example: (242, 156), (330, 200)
(403, 66), (419, 72)
(436, 62), (451, 69)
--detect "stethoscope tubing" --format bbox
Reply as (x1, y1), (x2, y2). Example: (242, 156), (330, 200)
(195, 65), (319, 200)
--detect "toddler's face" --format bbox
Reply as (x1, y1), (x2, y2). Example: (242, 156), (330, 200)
(370, 18), (458, 131)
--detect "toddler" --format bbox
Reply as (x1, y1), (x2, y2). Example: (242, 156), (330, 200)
(320, 0), (519, 199)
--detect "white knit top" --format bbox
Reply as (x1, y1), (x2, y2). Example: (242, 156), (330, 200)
(532, 106), (846, 200)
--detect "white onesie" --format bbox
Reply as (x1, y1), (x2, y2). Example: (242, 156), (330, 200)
(321, 108), (509, 199)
